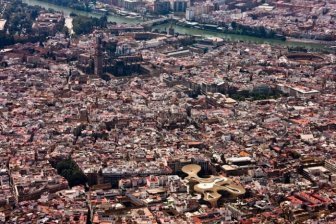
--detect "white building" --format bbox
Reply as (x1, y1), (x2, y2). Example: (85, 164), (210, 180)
(186, 7), (195, 21)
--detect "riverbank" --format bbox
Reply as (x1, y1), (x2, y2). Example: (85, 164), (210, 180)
(23, 0), (333, 51)
(287, 37), (336, 46)
(153, 23), (332, 52)
(22, 0), (139, 24)
(36, 0), (91, 12)
(174, 20), (286, 41)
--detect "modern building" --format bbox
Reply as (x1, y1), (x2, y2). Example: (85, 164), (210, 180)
(185, 7), (195, 20)
(122, 0), (142, 11)
(154, 0), (171, 14)
(171, 0), (189, 12)
(186, 3), (215, 21)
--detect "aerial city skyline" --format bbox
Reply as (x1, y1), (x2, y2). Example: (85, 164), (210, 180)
(0, 0), (336, 223)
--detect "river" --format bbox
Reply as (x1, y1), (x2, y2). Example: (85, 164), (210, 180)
(22, 0), (138, 24)
(23, 0), (330, 50)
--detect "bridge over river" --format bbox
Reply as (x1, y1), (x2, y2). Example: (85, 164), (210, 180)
(139, 18), (170, 27)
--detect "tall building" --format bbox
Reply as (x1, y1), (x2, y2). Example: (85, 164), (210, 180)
(123, 0), (142, 11)
(154, 0), (171, 14)
(186, 3), (215, 21)
(185, 7), (195, 21)
(94, 35), (103, 76)
(171, 0), (189, 12)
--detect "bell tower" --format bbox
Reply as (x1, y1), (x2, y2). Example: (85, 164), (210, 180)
(94, 34), (103, 76)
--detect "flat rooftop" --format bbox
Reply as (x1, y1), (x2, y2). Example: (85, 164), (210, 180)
(0, 19), (7, 31)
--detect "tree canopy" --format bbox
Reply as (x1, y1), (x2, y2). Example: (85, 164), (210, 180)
(39, 0), (91, 11)
(54, 158), (87, 187)
(72, 15), (107, 35)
